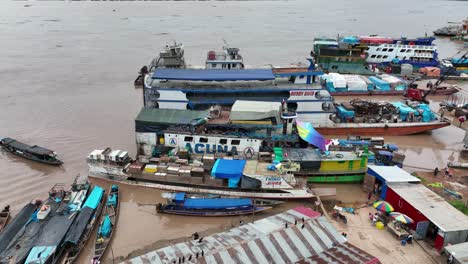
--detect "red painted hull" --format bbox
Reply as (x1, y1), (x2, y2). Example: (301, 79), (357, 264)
(315, 122), (451, 136)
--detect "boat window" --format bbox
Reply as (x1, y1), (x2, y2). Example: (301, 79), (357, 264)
(388, 48), (394, 52)
(376, 48), (381, 51)
(383, 55), (388, 59)
(322, 102), (334, 111)
(199, 137), (208, 143)
(211, 63), (217, 67)
(331, 65), (338, 70)
(219, 139), (227, 145)
(184, 136), (193, 142)
(382, 48), (388, 52)
(376, 55), (382, 58)
(231, 140), (240, 145)
(370, 55), (376, 58)
(400, 49), (406, 52)
(406, 50), (411, 53)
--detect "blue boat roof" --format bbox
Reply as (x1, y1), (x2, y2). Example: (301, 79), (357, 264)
(83, 186), (105, 209)
(174, 192), (185, 202)
(152, 69), (275, 81)
(183, 198), (252, 209)
(25, 246), (56, 263)
(211, 159), (246, 179)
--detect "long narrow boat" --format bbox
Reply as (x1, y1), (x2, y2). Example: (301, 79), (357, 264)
(0, 206), (10, 232)
(92, 185), (119, 263)
(164, 192), (284, 207)
(0, 137), (63, 165)
(156, 192), (272, 217)
(0, 182), (87, 264)
(24, 181), (90, 264)
(55, 185), (105, 264)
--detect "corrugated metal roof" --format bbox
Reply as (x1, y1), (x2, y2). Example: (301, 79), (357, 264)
(152, 69), (275, 81)
(123, 207), (378, 264)
(444, 242), (468, 263)
(388, 183), (468, 232)
(367, 165), (421, 183)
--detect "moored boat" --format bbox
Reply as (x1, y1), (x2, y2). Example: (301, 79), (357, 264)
(0, 181), (88, 264)
(156, 192), (272, 217)
(24, 181), (90, 264)
(87, 149), (325, 200)
(163, 192), (284, 207)
(0, 137), (63, 165)
(0, 206), (10, 232)
(92, 185), (120, 263)
(55, 185), (105, 264)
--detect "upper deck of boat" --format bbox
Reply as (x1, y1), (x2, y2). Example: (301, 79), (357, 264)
(146, 68), (325, 91)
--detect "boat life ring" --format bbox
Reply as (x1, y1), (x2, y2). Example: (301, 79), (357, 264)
(335, 153), (344, 158)
(409, 41), (415, 46)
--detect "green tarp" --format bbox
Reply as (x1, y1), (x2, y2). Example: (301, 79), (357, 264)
(136, 108), (209, 125)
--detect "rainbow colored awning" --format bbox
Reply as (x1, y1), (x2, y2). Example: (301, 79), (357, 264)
(296, 121), (326, 151)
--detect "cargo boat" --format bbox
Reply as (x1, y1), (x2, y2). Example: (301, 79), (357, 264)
(156, 192), (272, 216)
(87, 149), (331, 200)
(141, 71), (449, 137)
(0, 137), (63, 165)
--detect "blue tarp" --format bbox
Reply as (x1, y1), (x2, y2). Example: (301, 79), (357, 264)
(337, 106), (355, 119)
(25, 246), (57, 264)
(211, 159), (246, 179)
(416, 104), (436, 122)
(341, 36), (360, 45)
(174, 192), (185, 202)
(83, 186), (105, 209)
(106, 193), (117, 206)
(368, 76), (391, 91)
(183, 198), (252, 209)
(392, 102), (418, 121)
(152, 69), (275, 81)
(98, 215), (112, 238)
(378, 150), (393, 157)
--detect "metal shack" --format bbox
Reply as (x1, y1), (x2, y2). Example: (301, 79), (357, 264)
(364, 165), (421, 199)
(386, 183), (468, 251)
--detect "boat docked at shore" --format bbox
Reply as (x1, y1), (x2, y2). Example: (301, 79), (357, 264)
(92, 185), (119, 263)
(0, 137), (63, 165)
(56, 185), (105, 264)
(87, 148), (331, 199)
(140, 72), (449, 140)
(0, 206), (10, 232)
(156, 192), (272, 216)
(0, 181), (89, 264)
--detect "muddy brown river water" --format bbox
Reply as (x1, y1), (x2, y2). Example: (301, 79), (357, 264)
(0, 0), (467, 262)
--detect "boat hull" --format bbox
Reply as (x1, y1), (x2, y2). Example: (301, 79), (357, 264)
(158, 206), (271, 217)
(0, 145), (63, 165)
(89, 174), (316, 200)
(315, 121), (450, 136)
(93, 188), (119, 262)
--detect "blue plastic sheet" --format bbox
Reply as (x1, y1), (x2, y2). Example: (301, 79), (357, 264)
(98, 215), (112, 238)
(83, 186), (105, 209)
(183, 198), (252, 209)
(211, 159), (246, 179)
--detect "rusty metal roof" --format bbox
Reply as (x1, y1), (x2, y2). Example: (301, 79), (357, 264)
(123, 207), (379, 264)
